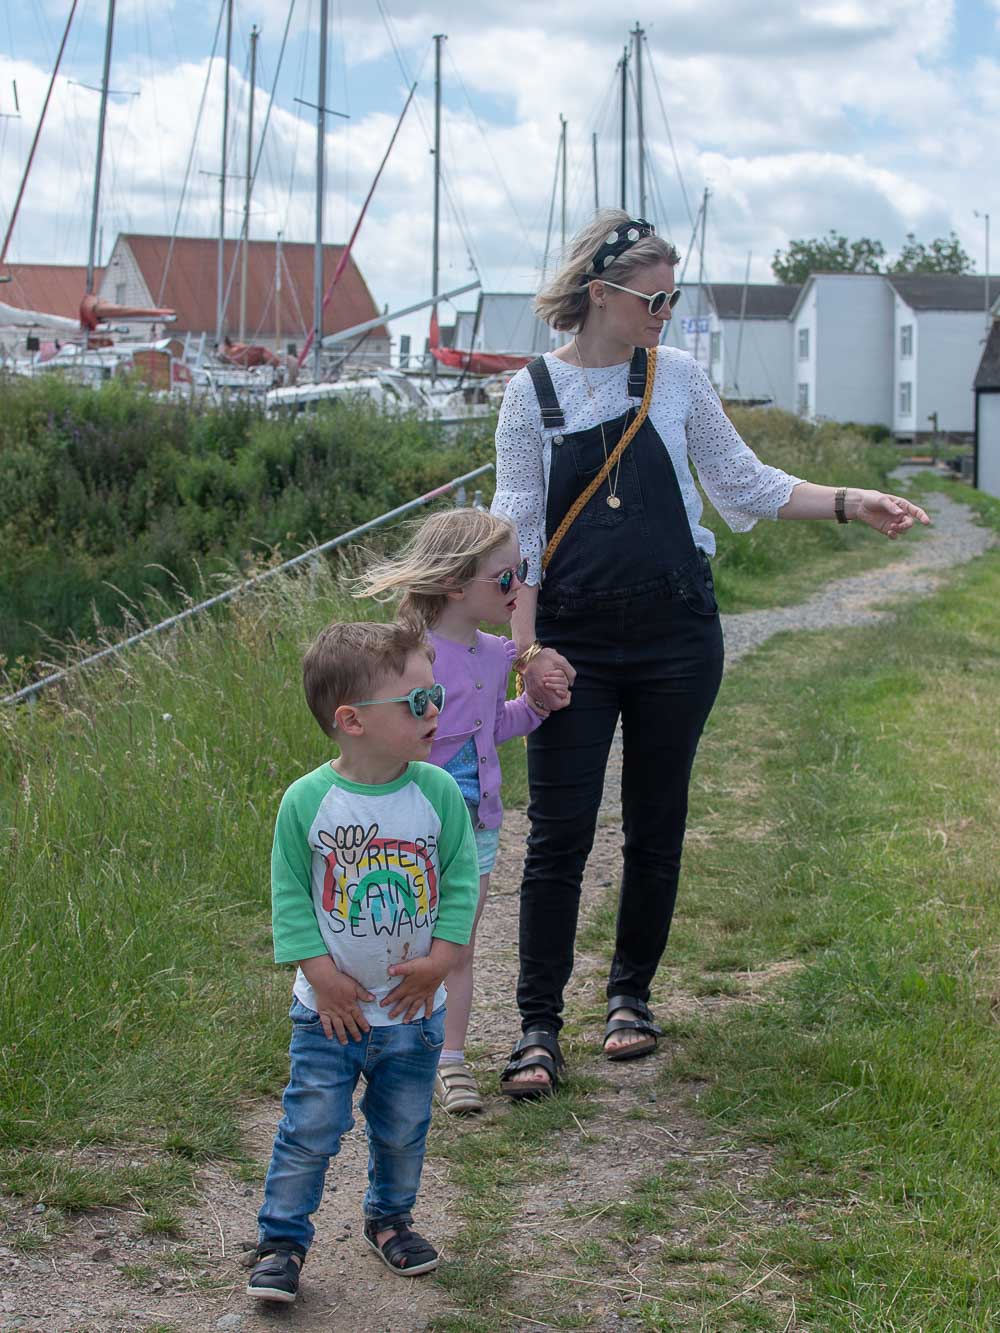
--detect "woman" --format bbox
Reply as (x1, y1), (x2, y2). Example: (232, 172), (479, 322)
(492, 209), (929, 1097)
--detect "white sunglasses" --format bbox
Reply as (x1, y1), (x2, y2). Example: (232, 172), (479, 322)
(598, 280), (682, 316)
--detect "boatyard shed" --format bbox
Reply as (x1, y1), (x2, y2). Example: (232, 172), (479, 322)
(99, 235), (388, 364)
(888, 275), (1000, 439)
(704, 283), (800, 410)
(973, 314), (1000, 500)
(790, 274), (894, 426)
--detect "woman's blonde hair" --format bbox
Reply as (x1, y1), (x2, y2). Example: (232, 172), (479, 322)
(355, 508), (518, 630)
(535, 208), (681, 332)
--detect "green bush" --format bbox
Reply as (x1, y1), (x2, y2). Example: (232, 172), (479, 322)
(0, 375), (493, 667)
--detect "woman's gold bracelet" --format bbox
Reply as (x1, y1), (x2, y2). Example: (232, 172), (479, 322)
(512, 641), (544, 674)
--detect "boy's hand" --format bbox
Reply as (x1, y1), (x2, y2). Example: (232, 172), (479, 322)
(383, 941), (462, 1022)
(299, 955), (374, 1044)
(312, 969), (375, 1043)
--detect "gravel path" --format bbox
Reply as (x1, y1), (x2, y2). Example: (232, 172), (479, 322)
(722, 476), (994, 668)
(3, 475), (992, 1333)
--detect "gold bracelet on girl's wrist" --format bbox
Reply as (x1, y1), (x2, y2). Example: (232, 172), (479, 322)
(513, 642), (544, 674)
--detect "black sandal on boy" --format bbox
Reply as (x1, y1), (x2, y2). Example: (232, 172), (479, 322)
(363, 1214), (439, 1276)
(499, 1029), (565, 1100)
(246, 1243), (304, 1303)
(603, 994), (662, 1062)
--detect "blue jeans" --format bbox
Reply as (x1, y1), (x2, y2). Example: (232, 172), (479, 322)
(257, 999), (445, 1255)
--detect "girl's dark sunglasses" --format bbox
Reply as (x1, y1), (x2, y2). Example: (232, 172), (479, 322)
(473, 556), (529, 595)
(348, 683), (446, 720)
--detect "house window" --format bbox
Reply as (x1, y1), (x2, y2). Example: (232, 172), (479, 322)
(798, 327), (809, 360)
(899, 381), (912, 416)
(797, 382), (809, 415)
(115, 282), (127, 304)
(710, 331), (721, 364)
(900, 323), (913, 358)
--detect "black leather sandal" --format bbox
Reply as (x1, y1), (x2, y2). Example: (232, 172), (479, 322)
(363, 1214), (439, 1276)
(604, 993), (662, 1062)
(246, 1243), (304, 1303)
(499, 1028), (565, 1100)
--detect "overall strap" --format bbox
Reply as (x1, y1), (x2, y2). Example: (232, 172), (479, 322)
(627, 345), (648, 398)
(525, 355), (565, 430)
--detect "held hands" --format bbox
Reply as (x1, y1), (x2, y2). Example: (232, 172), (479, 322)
(384, 939), (463, 1022)
(852, 489), (931, 539)
(522, 649), (576, 713)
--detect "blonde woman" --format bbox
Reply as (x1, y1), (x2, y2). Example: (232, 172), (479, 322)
(358, 510), (570, 1113)
(492, 209), (930, 1098)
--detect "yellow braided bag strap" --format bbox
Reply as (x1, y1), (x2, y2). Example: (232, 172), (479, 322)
(515, 346), (658, 699)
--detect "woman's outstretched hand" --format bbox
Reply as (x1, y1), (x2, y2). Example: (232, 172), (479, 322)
(854, 490), (931, 539)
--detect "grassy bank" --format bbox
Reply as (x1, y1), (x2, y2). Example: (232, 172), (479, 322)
(0, 374), (492, 668)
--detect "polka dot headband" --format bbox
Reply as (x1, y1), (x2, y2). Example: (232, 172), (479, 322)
(582, 218), (656, 281)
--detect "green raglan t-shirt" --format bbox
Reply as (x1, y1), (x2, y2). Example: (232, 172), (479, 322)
(270, 760), (479, 1025)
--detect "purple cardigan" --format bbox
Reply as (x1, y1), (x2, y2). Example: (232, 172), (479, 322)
(427, 629), (544, 831)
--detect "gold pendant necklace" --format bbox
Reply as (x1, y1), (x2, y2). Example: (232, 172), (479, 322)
(573, 338), (623, 511)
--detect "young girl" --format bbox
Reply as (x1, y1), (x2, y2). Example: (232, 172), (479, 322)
(357, 509), (570, 1114)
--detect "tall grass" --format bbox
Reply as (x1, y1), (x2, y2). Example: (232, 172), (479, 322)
(0, 374), (493, 666)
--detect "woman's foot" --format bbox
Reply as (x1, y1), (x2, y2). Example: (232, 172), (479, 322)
(507, 1047), (553, 1090)
(499, 1030), (564, 1099)
(603, 995), (661, 1062)
(603, 1008), (653, 1057)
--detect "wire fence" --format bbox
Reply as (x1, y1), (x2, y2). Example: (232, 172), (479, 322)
(3, 463), (494, 708)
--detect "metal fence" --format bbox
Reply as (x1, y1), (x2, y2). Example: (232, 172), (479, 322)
(3, 463), (495, 707)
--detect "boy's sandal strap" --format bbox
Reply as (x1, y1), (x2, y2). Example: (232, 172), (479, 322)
(364, 1215), (438, 1272)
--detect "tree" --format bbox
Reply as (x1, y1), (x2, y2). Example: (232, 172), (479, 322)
(888, 231), (973, 275)
(772, 231), (886, 285)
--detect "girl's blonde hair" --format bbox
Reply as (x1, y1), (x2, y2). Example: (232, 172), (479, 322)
(535, 208), (681, 332)
(356, 508), (518, 630)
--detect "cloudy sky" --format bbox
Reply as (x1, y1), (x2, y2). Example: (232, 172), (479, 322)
(1, 0), (998, 348)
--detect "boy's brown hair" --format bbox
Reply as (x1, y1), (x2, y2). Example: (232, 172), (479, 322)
(302, 620), (432, 737)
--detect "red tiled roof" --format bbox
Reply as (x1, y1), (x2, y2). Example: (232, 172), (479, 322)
(1, 265), (98, 320)
(120, 234), (387, 341)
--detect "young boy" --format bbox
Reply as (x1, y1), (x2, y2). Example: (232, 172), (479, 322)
(248, 620), (479, 1304)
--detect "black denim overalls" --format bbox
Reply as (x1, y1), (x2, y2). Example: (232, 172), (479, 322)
(516, 347), (725, 1033)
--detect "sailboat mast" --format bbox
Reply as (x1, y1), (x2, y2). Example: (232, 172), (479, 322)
(240, 24), (258, 344)
(559, 114), (567, 251)
(619, 46), (628, 210)
(633, 23), (646, 219)
(275, 231), (282, 361)
(313, 0), (329, 382)
(216, 0), (233, 346)
(694, 186), (709, 365)
(432, 33), (445, 382)
(592, 131), (599, 211)
(85, 0), (115, 302)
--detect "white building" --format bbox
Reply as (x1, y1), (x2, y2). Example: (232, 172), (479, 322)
(451, 292), (552, 357)
(888, 275), (1000, 438)
(789, 274), (895, 426)
(703, 284), (800, 410)
(974, 314), (1000, 499)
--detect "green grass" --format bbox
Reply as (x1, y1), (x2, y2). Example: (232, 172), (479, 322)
(562, 484), (1000, 1329)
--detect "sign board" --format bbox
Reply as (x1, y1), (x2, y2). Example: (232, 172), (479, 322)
(680, 315), (711, 372)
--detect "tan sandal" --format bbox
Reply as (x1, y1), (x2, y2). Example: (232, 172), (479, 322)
(435, 1062), (483, 1115)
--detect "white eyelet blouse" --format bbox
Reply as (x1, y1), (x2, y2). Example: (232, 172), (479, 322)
(491, 346), (803, 585)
